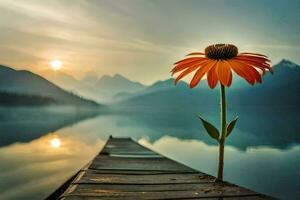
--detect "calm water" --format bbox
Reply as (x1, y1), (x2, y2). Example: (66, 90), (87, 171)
(0, 106), (299, 199)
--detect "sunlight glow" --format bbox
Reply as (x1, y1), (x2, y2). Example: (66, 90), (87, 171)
(50, 60), (62, 70)
(50, 138), (61, 148)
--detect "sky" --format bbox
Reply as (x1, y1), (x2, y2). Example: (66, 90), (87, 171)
(0, 0), (299, 84)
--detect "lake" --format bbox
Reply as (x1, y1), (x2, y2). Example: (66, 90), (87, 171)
(0, 106), (299, 199)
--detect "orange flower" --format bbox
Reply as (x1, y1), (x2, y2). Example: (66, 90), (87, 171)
(171, 44), (272, 89)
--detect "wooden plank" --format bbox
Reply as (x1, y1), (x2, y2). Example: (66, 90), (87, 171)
(49, 137), (272, 200)
(80, 169), (199, 175)
(61, 196), (270, 200)
(101, 140), (159, 156)
(65, 182), (257, 194)
(60, 191), (268, 200)
(102, 150), (159, 156)
(89, 155), (195, 172)
(74, 172), (213, 184)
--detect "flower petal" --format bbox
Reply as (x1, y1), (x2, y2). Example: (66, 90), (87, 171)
(174, 57), (204, 65)
(234, 57), (273, 74)
(207, 64), (218, 89)
(223, 61), (233, 86)
(216, 61), (232, 87)
(236, 56), (270, 65)
(174, 60), (210, 85)
(238, 55), (270, 62)
(228, 60), (255, 85)
(232, 56), (273, 73)
(236, 55), (269, 64)
(240, 52), (268, 58)
(186, 52), (205, 56)
(233, 59), (266, 75)
(232, 60), (262, 83)
(190, 60), (217, 88)
(249, 67), (262, 83)
(171, 58), (208, 75)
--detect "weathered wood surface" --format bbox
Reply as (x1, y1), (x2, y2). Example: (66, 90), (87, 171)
(50, 137), (273, 200)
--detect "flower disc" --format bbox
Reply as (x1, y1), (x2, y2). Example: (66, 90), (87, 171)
(205, 44), (238, 60)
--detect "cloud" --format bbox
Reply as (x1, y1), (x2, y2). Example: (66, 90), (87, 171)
(244, 44), (300, 50)
(0, 0), (299, 83)
(0, 0), (71, 23)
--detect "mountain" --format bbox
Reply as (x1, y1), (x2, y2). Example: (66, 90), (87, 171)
(0, 65), (98, 106)
(41, 71), (147, 103)
(40, 70), (82, 90)
(95, 74), (147, 97)
(81, 72), (98, 86)
(230, 59), (300, 105)
(0, 91), (56, 106)
(40, 70), (101, 103)
(113, 78), (189, 101)
(262, 59), (300, 87)
(114, 59), (300, 109)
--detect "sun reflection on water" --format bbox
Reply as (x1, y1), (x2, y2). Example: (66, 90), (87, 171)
(0, 132), (106, 200)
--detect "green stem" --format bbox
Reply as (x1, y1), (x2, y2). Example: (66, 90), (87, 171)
(217, 84), (227, 181)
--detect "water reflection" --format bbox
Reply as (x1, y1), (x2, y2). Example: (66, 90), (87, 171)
(0, 106), (101, 147)
(139, 136), (300, 200)
(112, 106), (300, 150)
(0, 106), (299, 199)
(0, 130), (105, 200)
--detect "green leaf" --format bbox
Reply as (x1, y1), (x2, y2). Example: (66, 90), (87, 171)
(226, 117), (238, 138)
(198, 116), (220, 141)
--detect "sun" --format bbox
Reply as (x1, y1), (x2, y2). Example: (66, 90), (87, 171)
(50, 138), (61, 148)
(50, 60), (62, 71)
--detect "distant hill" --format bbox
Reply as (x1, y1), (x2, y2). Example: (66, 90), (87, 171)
(0, 65), (98, 106)
(114, 59), (300, 109)
(41, 71), (147, 103)
(81, 72), (98, 86)
(40, 69), (101, 103)
(113, 78), (189, 102)
(230, 59), (300, 106)
(0, 91), (56, 106)
(95, 74), (147, 97)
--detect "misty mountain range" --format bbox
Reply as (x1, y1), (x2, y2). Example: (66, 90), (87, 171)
(0, 65), (98, 106)
(0, 59), (299, 108)
(40, 70), (146, 103)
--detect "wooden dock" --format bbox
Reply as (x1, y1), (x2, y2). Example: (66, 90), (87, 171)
(47, 136), (272, 200)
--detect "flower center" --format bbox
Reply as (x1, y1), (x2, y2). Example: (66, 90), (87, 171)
(205, 44), (238, 60)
